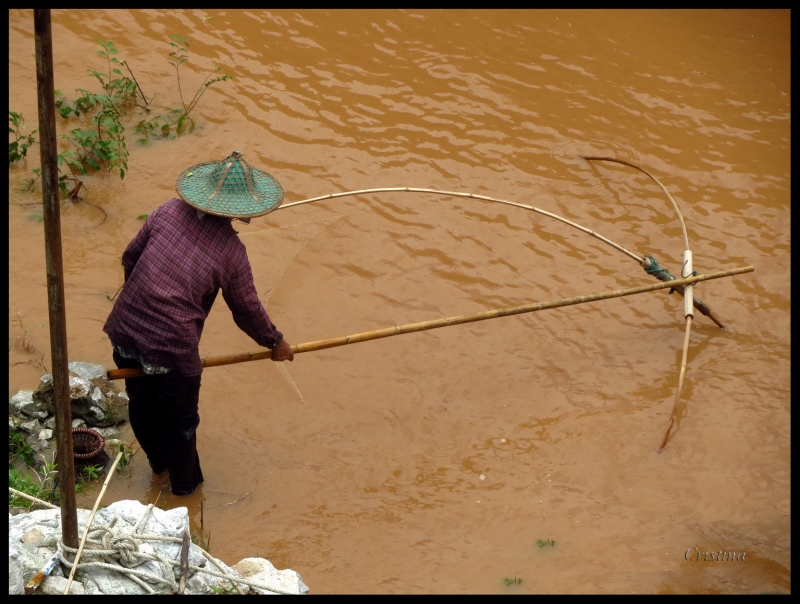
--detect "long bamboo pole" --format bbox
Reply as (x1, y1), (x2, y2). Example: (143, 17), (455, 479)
(107, 266), (752, 381)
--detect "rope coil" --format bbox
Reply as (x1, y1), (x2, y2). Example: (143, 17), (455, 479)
(53, 504), (300, 595)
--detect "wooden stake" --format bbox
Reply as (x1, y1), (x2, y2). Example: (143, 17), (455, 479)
(177, 529), (190, 595)
(34, 7), (79, 552)
(107, 266), (753, 381)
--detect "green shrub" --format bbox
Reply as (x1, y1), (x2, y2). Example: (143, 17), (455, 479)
(9, 111), (38, 165)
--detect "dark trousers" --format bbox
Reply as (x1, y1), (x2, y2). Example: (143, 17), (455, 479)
(113, 351), (204, 496)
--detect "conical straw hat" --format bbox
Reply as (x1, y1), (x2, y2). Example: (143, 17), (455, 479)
(175, 150), (284, 218)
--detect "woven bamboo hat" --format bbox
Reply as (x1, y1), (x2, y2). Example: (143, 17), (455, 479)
(175, 150), (284, 218)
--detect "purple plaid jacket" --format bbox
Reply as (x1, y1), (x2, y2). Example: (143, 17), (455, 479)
(103, 198), (283, 376)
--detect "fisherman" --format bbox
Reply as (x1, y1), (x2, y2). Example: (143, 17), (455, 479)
(104, 150), (294, 497)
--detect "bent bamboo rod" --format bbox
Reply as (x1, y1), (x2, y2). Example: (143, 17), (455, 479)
(277, 186), (645, 264)
(581, 156), (690, 251)
(277, 186), (723, 327)
(106, 266), (752, 381)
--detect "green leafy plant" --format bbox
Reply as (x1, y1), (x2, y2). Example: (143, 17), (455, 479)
(9, 111), (38, 165)
(9, 454), (59, 507)
(503, 577), (522, 586)
(135, 34), (231, 143)
(89, 40), (139, 107)
(60, 103), (128, 180)
(168, 35), (231, 121)
(9, 429), (36, 467)
(8, 445), (99, 508)
(10, 312), (36, 354)
(20, 166), (76, 199)
(19, 36), (229, 201)
(34, 454), (58, 486)
(9, 313), (49, 372)
(136, 214), (149, 220)
(82, 464), (103, 480)
(135, 108), (184, 144)
(206, 584), (237, 595)
(29, 40), (134, 194)
(55, 90), (81, 119)
(9, 468), (44, 508)
(536, 539), (555, 548)
(114, 441), (134, 467)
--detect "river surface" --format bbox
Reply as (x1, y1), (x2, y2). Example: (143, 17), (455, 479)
(8, 9), (790, 594)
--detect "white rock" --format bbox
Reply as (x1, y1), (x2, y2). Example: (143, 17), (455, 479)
(68, 362), (106, 380)
(8, 508), (88, 595)
(184, 552), (248, 595)
(39, 575), (85, 595)
(87, 405), (105, 425)
(103, 500), (187, 537)
(81, 567), (154, 595)
(68, 375), (91, 399)
(121, 541), (167, 584)
(8, 500), (308, 595)
(95, 426), (120, 440)
(21, 528), (45, 545)
(91, 386), (105, 405)
(9, 549), (24, 595)
(232, 557), (310, 595)
(72, 418), (86, 429)
(38, 429), (54, 441)
(9, 391), (36, 417)
(17, 418), (42, 435)
(85, 501), (200, 594)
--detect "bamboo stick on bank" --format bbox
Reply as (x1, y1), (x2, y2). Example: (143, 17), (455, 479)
(63, 451), (125, 594)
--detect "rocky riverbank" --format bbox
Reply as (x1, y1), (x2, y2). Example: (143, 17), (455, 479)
(9, 500), (309, 595)
(9, 362), (129, 451)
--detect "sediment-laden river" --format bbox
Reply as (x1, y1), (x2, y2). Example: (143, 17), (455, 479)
(8, 9), (790, 594)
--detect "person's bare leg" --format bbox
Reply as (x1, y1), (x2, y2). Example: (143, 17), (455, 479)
(152, 469), (169, 483)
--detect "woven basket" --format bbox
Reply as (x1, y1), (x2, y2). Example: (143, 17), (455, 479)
(72, 428), (105, 461)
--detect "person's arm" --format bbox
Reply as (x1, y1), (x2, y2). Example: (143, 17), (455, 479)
(222, 250), (294, 361)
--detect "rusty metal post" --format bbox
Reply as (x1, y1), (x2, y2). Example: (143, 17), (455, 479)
(34, 8), (78, 549)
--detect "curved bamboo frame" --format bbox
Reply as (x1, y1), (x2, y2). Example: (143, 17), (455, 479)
(275, 163), (707, 451)
(581, 156), (696, 450)
(581, 156), (690, 250)
(276, 182), (723, 328)
(276, 186), (644, 263)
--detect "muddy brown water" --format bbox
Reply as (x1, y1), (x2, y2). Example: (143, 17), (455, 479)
(8, 10), (789, 594)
